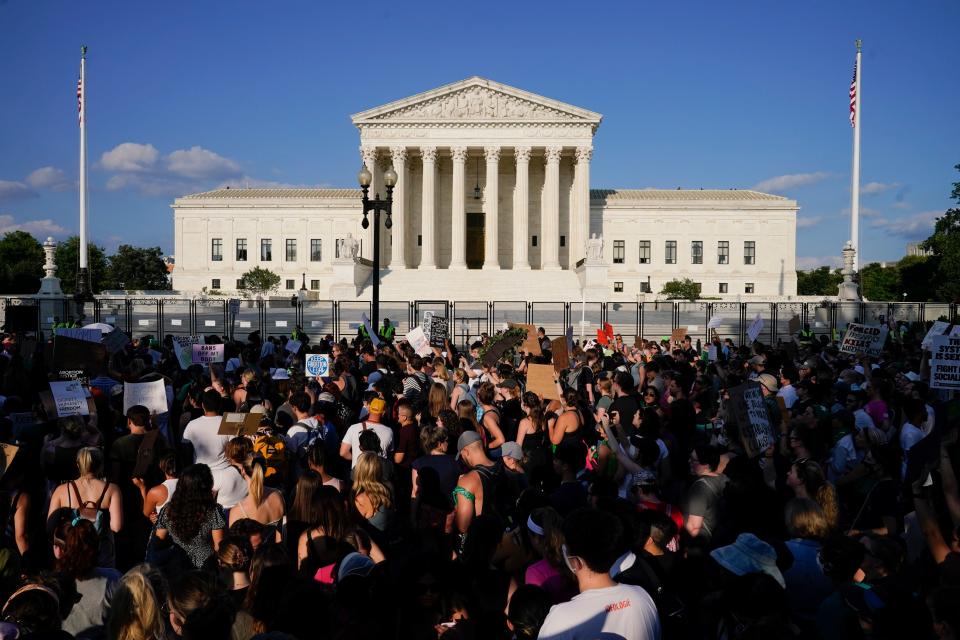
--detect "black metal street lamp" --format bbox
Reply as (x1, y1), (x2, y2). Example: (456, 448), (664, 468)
(358, 164), (397, 332)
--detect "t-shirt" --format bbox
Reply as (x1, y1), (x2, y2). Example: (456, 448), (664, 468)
(341, 421), (394, 468)
(683, 474), (729, 542)
(777, 384), (798, 409)
(412, 453), (460, 498)
(537, 582), (660, 640)
(182, 415), (232, 472)
(62, 567), (121, 637)
(900, 421), (926, 479)
(610, 395), (639, 434)
(526, 558), (578, 604)
(395, 423), (420, 469)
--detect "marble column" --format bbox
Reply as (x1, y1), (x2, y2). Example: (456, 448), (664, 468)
(483, 146), (500, 269)
(419, 146), (437, 269)
(572, 146), (593, 266)
(360, 145), (379, 260)
(541, 146), (563, 270)
(389, 146), (407, 269)
(513, 146), (531, 270)
(449, 146), (468, 270)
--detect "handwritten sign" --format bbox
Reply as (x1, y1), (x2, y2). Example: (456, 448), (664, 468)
(839, 323), (888, 358)
(508, 323), (542, 356)
(405, 326), (432, 357)
(707, 316), (723, 330)
(527, 364), (560, 401)
(670, 327), (687, 346)
(729, 381), (774, 458)
(192, 343), (225, 364)
(922, 321), (951, 350)
(361, 313), (381, 347)
(930, 335), (960, 391)
(217, 412), (262, 436)
(429, 316), (449, 348)
(551, 336), (569, 374)
(123, 379), (168, 415)
(172, 336), (200, 370)
(746, 314), (764, 344)
(55, 328), (100, 344)
(305, 354), (330, 377)
(49, 381), (90, 417)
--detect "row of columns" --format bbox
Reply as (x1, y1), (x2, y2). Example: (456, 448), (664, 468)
(360, 144), (593, 270)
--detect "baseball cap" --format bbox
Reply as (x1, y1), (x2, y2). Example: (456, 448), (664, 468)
(748, 355), (766, 365)
(337, 552), (375, 582)
(756, 373), (779, 393)
(501, 441), (523, 461)
(456, 430), (483, 459)
(368, 398), (386, 414)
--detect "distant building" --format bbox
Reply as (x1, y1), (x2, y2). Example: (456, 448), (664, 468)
(906, 242), (932, 258)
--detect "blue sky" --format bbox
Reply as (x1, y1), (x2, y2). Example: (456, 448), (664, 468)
(1, 0), (957, 269)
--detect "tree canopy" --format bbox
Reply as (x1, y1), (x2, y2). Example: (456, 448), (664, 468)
(0, 231), (43, 294)
(55, 236), (109, 294)
(238, 266), (280, 297)
(660, 278), (701, 301)
(920, 163), (960, 301)
(105, 245), (170, 291)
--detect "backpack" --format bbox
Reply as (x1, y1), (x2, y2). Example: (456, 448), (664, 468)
(564, 367), (581, 391)
(253, 433), (289, 482)
(69, 481), (108, 533)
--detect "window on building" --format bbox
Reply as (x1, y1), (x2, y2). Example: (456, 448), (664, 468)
(310, 279), (320, 290)
(285, 239), (297, 262)
(261, 239), (272, 261)
(560, 235), (566, 247)
(639, 281), (652, 293)
(665, 241), (677, 264)
(236, 238), (247, 261)
(418, 235), (422, 246)
(235, 279), (244, 290)
(639, 241), (651, 264)
(719, 282), (728, 293)
(745, 282), (755, 294)
(310, 239), (322, 262)
(532, 235), (538, 247)
(691, 241), (703, 264)
(613, 240), (625, 264)
(614, 281), (624, 292)
(211, 238), (223, 262)
(211, 278), (221, 290)
(718, 241), (729, 264)
(285, 279), (295, 290)
(744, 241), (756, 265)
(693, 282), (702, 295)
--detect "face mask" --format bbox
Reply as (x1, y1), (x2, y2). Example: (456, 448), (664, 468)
(561, 544), (579, 574)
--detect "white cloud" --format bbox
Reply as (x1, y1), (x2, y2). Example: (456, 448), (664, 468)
(98, 142), (159, 172)
(166, 146), (242, 180)
(0, 180), (38, 203)
(105, 174), (199, 198)
(25, 166), (72, 191)
(796, 215), (824, 229)
(0, 213), (68, 237)
(869, 210), (940, 239)
(861, 181), (899, 196)
(752, 172), (831, 193)
(797, 255), (843, 270)
(215, 176), (316, 189)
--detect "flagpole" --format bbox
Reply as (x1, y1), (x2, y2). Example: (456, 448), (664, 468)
(850, 39), (862, 272)
(77, 45), (90, 299)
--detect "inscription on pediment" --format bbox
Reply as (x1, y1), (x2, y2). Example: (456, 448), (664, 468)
(369, 86), (581, 122)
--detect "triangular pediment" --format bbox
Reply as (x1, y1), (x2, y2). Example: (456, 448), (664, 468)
(351, 77), (602, 125)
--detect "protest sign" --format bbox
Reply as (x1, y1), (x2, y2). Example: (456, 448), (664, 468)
(102, 329), (130, 354)
(55, 328), (100, 344)
(746, 314), (764, 344)
(217, 412), (263, 437)
(707, 316), (723, 330)
(930, 335), (960, 391)
(707, 345), (718, 361)
(192, 343), (225, 364)
(405, 326), (433, 357)
(951, 325), (960, 338)
(429, 316), (449, 348)
(922, 321), (951, 350)
(285, 339), (302, 354)
(481, 332), (525, 367)
(171, 336), (199, 369)
(670, 327), (687, 346)
(787, 316), (801, 336)
(551, 336), (569, 374)
(52, 336), (107, 377)
(123, 379), (168, 415)
(839, 323), (888, 358)
(527, 364), (560, 401)
(305, 354), (330, 378)
(8, 412), (35, 431)
(728, 381), (775, 458)
(49, 381), (90, 417)
(361, 313), (381, 347)
(421, 311), (434, 337)
(508, 323), (542, 355)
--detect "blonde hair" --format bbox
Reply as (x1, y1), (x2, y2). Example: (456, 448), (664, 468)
(352, 453), (392, 512)
(785, 497), (831, 540)
(793, 460), (839, 531)
(596, 378), (613, 396)
(454, 368), (468, 384)
(433, 361), (450, 382)
(76, 447), (104, 478)
(107, 565), (166, 640)
(241, 454), (266, 507)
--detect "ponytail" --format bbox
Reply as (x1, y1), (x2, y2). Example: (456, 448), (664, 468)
(816, 482), (839, 531)
(244, 455), (266, 507)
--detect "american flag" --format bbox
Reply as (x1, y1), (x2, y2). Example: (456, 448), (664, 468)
(77, 73), (83, 125)
(849, 59), (857, 128)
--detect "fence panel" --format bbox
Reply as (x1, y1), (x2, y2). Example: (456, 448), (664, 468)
(744, 303), (775, 345)
(301, 301), (336, 340)
(836, 302), (863, 331)
(129, 299), (161, 339)
(569, 302), (603, 343)
(162, 299), (194, 338)
(264, 299), (300, 337)
(231, 299), (261, 338)
(639, 302), (674, 343)
(530, 303), (566, 339)
(776, 303), (805, 343)
(335, 301), (370, 341)
(194, 299), (226, 337)
(677, 302), (710, 346)
(606, 302), (638, 339)
(378, 301), (412, 338)
(491, 302), (528, 333)
(97, 299), (129, 334)
(705, 303), (742, 344)
(923, 303), (952, 324)
(453, 302), (489, 347)
(861, 302), (890, 327)
(887, 303), (922, 327)
(808, 302), (833, 338)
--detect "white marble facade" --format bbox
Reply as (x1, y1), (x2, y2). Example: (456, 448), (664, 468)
(172, 77), (798, 301)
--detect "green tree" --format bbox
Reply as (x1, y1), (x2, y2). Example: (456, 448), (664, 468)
(897, 255), (938, 301)
(106, 245), (171, 291)
(921, 163), (960, 301)
(55, 236), (109, 294)
(238, 266), (280, 297)
(796, 266), (843, 296)
(660, 278), (701, 301)
(859, 262), (902, 301)
(0, 231), (43, 294)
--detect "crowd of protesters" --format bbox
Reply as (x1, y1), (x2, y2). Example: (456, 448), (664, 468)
(0, 313), (957, 639)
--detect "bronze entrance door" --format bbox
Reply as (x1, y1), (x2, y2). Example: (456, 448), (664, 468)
(466, 212), (484, 269)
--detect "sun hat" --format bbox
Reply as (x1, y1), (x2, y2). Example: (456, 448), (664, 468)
(756, 373), (779, 393)
(710, 533), (785, 587)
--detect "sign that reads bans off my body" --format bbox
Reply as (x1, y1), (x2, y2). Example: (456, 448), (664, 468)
(192, 343), (225, 364)
(930, 335), (960, 391)
(839, 323), (889, 357)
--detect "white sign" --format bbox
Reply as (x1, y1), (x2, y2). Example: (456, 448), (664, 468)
(171, 319), (183, 327)
(746, 314), (764, 344)
(239, 321), (251, 328)
(839, 323), (889, 358)
(49, 381), (89, 417)
(286, 339), (302, 353)
(305, 353), (330, 377)
(123, 379), (168, 415)
(55, 328), (101, 343)
(951, 325), (960, 338)
(922, 321), (950, 350)
(192, 343), (225, 364)
(104, 316), (117, 324)
(708, 316), (723, 329)
(204, 320), (216, 327)
(138, 319), (151, 326)
(688, 325), (699, 332)
(930, 335), (960, 390)
(708, 345), (718, 361)
(172, 336), (200, 369)
(405, 326), (432, 357)
(361, 313), (381, 347)
(421, 310), (434, 337)
(275, 320), (288, 328)
(310, 320), (323, 328)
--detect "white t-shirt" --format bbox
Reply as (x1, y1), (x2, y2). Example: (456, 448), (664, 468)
(182, 415), (248, 508)
(537, 582), (660, 640)
(287, 417), (321, 453)
(900, 421), (926, 479)
(341, 421), (394, 468)
(777, 384), (798, 409)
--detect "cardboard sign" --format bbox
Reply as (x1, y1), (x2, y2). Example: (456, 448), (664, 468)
(839, 323), (888, 358)
(192, 343), (225, 364)
(746, 314), (764, 344)
(123, 379), (168, 415)
(361, 313), (381, 347)
(527, 364), (560, 401)
(930, 335), (960, 390)
(429, 316), (449, 348)
(172, 336), (200, 370)
(405, 326), (433, 357)
(787, 316), (801, 336)
(670, 327), (687, 345)
(508, 323), (542, 356)
(285, 339), (302, 354)
(305, 353), (330, 377)
(551, 336), (570, 374)
(0, 443), (18, 481)
(707, 316), (723, 330)
(49, 381), (90, 417)
(217, 412), (263, 436)
(481, 332), (525, 367)
(102, 329), (130, 354)
(52, 336), (107, 376)
(728, 381), (775, 458)
(922, 321), (951, 350)
(55, 328), (101, 344)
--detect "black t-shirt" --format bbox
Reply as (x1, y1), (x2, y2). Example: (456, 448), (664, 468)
(413, 453), (461, 499)
(610, 395), (640, 435)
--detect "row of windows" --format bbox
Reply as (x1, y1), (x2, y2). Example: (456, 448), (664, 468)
(612, 240), (756, 265)
(211, 238), (326, 262)
(210, 277), (326, 291)
(612, 281), (756, 294)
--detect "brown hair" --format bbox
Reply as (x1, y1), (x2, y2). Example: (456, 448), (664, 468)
(420, 423), (448, 453)
(290, 470), (324, 523)
(55, 520), (98, 579)
(427, 383), (448, 419)
(793, 460), (838, 530)
(477, 382), (496, 405)
(226, 437), (253, 466)
(217, 535), (253, 572)
(785, 497), (831, 540)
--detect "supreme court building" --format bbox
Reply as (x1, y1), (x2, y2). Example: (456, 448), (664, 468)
(172, 77), (798, 301)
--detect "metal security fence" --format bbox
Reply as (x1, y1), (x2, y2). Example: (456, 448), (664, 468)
(4, 298), (959, 347)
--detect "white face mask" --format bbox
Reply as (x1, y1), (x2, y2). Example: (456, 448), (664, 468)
(561, 544), (579, 574)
